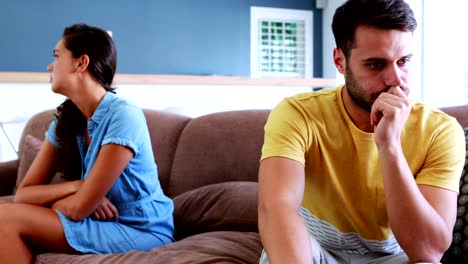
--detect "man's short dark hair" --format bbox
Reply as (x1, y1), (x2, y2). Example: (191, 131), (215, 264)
(332, 0), (417, 58)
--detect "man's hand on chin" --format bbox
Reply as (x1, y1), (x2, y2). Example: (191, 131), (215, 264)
(371, 86), (412, 148)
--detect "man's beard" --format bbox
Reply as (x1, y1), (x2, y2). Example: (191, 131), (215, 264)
(345, 67), (374, 113)
(344, 65), (410, 113)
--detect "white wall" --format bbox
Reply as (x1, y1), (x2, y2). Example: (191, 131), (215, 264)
(0, 84), (65, 162)
(0, 83), (312, 162)
(321, 0), (343, 83)
(421, 1), (468, 107)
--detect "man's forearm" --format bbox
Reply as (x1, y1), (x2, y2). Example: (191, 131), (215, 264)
(259, 210), (311, 264)
(379, 145), (451, 262)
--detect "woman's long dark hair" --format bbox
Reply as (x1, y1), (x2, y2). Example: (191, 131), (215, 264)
(55, 23), (117, 180)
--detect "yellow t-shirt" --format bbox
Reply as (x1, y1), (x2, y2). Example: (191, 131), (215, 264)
(261, 85), (465, 254)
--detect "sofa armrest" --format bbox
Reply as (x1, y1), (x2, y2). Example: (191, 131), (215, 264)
(0, 159), (19, 196)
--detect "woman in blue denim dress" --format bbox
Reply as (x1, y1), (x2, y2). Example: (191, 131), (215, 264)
(0, 23), (174, 263)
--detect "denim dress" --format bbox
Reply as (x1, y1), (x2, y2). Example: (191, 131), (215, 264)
(46, 92), (174, 254)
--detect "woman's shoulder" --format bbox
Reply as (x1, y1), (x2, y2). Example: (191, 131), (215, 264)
(109, 94), (143, 114)
(96, 94), (145, 129)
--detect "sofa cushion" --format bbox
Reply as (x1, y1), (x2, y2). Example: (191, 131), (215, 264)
(442, 126), (468, 263)
(16, 134), (43, 192)
(0, 195), (13, 203)
(173, 181), (258, 240)
(35, 231), (263, 264)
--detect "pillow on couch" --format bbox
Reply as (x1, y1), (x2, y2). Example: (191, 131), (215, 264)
(173, 181), (258, 240)
(442, 127), (468, 263)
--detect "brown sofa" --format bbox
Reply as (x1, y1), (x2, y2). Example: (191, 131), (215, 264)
(0, 108), (268, 264)
(0, 105), (467, 263)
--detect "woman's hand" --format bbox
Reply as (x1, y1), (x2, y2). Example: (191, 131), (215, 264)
(91, 196), (119, 221)
(52, 194), (118, 221)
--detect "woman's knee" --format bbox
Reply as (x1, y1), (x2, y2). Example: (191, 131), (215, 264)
(0, 202), (19, 221)
(0, 203), (30, 233)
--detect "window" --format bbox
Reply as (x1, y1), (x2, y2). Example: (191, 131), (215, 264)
(251, 7), (313, 78)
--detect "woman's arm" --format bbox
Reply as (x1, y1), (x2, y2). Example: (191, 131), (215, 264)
(14, 140), (82, 206)
(52, 144), (133, 221)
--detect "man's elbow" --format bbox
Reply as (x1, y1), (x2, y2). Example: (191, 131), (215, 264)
(410, 251), (444, 264)
(408, 234), (451, 263)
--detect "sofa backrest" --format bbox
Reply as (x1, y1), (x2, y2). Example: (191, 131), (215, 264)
(142, 110), (191, 193)
(166, 109), (270, 197)
(14, 104), (468, 198)
(18, 109), (56, 150)
(16, 109), (192, 196)
(16, 108), (269, 198)
(439, 105), (468, 128)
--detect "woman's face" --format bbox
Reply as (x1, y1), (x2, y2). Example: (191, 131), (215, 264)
(47, 39), (78, 95)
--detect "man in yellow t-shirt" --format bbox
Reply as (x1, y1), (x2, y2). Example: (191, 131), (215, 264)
(257, 0), (465, 264)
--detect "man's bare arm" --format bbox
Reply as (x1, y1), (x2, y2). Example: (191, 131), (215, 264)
(373, 86), (456, 262)
(258, 157), (310, 264)
(379, 148), (456, 263)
